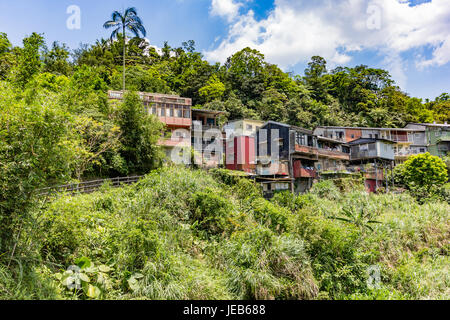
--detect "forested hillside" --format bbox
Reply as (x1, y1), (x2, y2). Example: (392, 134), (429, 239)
(1, 32), (449, 131)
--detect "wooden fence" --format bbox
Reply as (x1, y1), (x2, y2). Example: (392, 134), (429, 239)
(38, 176), (144, 197)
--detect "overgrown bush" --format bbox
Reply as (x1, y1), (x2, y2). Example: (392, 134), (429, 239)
(251, 198), (289, 233)
(310, 180), (341, 201)
(189, 188), (233, 237)
(395, 153), (448, 202)
(212, 227), (318, 300)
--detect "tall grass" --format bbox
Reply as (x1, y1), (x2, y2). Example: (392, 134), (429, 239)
(0, 167), (448, 300)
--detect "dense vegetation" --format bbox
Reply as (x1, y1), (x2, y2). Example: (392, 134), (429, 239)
(0, 12), (449, 300)
(1, 31), (449, 132)
(0, 167), (448, 300)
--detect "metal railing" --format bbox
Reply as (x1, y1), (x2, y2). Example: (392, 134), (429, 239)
(38, 176), (144, 197)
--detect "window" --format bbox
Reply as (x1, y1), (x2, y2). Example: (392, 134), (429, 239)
(176, 106), (183, 118)
(296, 132), (307, 146)
(278, 139), (284, 153)
(351, 134), (355, 139)
(175, 131), (187, 139)
(184, 108), (190, 118)
(247, 124), (253, 131)
(420, 148), (426, 153)
(160, 105), (166, 117)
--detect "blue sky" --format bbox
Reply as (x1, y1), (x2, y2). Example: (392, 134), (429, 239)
(0, 0), (449, 100)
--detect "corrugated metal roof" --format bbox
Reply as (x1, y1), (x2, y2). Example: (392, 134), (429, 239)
(348, 138), (396, 145)
(315, 126), (425, 132)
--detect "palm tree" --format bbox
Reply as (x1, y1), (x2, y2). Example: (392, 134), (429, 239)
(103, 7), (147, 91)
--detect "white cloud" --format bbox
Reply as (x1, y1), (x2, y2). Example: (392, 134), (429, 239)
(210, 0), (244, 22)
(204, 0), (450, 87)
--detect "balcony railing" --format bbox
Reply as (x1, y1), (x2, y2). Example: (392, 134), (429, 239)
(391, 135), (412, 143)
(158, 137), (190, 147)
(350, 150), (379, 160)
(297, 168), (317, 178)
(318, 148), (350, 160)
(293, 145), (319, 158)
(192, 122), (221, 131)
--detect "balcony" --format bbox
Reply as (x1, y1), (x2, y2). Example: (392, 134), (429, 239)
(350, 150), (380, 160)
(158, 137), (190, 148)
(256, 160), (289, 176)
(318, 148), (350, 160)
(192, 121), (221, 132)
(293, 145), (319, 159)
(390, 135), (412, 143)
(159, 116), (192, 127)
(108, 91), (124, 99)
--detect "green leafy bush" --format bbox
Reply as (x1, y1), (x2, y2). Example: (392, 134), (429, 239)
(213, 227), (318, 300)
(251, 198), (289, 233)
(189, 188), (233, 236)
(310, 180), (341, 201)
(397, 153), (448, 202)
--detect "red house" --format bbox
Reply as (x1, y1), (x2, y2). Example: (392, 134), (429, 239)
(226, 136), (256, 174)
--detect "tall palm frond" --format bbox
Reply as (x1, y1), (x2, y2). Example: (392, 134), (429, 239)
(103, 7), (147, 91)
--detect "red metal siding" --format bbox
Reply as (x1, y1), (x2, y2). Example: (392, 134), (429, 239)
(293, 160), (317, 178)
(346, 129), (362, 142)
(365, 179), (377, 193)
(226, 136), (256, 173)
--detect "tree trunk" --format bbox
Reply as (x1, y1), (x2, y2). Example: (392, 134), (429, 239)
(123, 26), (126, 92)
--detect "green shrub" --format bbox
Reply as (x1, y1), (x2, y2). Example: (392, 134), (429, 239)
(251, 198), (289, 233)
(209, 168), (248, 186)
(189, 188), (233, 236)
(213, 227), (318, 300)
(333, 178), (366, 193)
(290, 206), (367, 298)
(397, 153), (448, 202)
(310, 180), (341, 201)
(271, 191), (296, 211)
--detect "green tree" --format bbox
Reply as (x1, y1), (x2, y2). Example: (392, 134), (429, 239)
(258, 88), (288, 122)
(428, 93), (450, 123)
(43, 41), (71, 76)
(303, 56), (329, 102)
(13, 32), (45, 88)
(199, 74), (226, 102)
(400, 153), (448, 198)
(72, 116), (122, 180)
(103, 7), (147, 91)
(116, 92), (165, 174)
(0, 81), (77, 256)
(110, 65), (171, 93)
(224, 47), (267, 104)
(0, 33), (14, 80)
